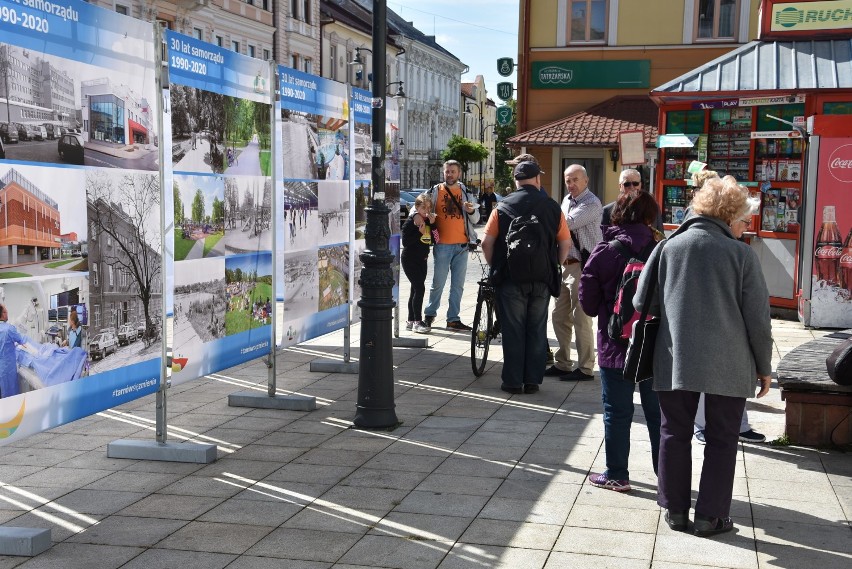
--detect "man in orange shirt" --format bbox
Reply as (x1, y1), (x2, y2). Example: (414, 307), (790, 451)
(482, 162), (571, 394)
(423, 160), (480, 331)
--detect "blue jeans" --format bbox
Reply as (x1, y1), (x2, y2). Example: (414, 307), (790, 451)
(599, 367), (661, 481)
(496, 280), (550, 388)
(425, 243), (469, 323)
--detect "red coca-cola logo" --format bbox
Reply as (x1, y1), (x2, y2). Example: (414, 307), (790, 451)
(828, 144), (852, 183)
(815, 246), (842, 258)
(841, 253), (852, 265)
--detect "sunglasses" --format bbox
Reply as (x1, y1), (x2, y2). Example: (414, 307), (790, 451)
(621, 181), (641, 187)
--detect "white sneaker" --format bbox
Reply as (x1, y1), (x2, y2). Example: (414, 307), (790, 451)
(413, 321), (431, 334)
(405, 321), (413, 331)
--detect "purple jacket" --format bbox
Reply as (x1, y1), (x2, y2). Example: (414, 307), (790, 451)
(579, 223), (656, 369)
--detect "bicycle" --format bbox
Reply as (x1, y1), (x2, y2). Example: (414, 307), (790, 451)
(469, 242), (500, 377)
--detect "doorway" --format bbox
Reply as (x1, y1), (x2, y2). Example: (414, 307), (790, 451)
(559, 158), (604, 202)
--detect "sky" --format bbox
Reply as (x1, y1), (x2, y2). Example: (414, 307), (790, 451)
(387, 0), (520, 100)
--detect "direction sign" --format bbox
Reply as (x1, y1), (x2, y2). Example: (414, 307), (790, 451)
(497, 57), (514, 77)
(497, 82), (514, 102)
(496, 106), (513, 126)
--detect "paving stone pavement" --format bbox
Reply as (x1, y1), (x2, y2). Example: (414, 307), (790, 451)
(1, 250), (850, 568)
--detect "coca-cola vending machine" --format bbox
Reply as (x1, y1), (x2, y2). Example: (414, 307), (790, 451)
(799, 115), (852, 328)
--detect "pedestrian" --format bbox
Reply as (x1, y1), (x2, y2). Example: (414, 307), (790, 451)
(634, 176), (772, 537)
(481, 161), (570, 394)
(579, 190), (662, 492)
(401, 194), (436, 334)
(602, 168), (664, 233)
(545, 164), (603, 381)
(423, 159), (480, 331)
(479, 186), (498, 223)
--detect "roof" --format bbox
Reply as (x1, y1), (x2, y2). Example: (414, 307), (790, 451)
(507, 96), (658, 147)
(652, 39), (852, 99)
(461, 83), (475, 98)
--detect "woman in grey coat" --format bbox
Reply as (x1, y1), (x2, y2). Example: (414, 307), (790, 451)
(633, 177), (772, 537)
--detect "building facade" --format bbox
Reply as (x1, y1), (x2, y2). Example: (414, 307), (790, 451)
(512, 0), (763, 203)
(461, 76), (497, 193)
(0, 44), (76, 129)
(0, 169), (60, 265)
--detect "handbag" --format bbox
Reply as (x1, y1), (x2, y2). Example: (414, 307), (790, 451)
(623, 240), (666, 383)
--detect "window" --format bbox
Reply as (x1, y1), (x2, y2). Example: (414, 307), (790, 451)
(303, 0), (311, 24)
(263, 49), (270, 61)
(93, 304), (100, 328)
(216, 35), (224, 47)
(248, 45), (255, 58)
(303, 59), (312, 74)
(291, 0), (298, 18)
(232, 41), (240, 53)
(193, 27), (203, 41)
(108, 264), (113, 287)
(92, 263), (99, 286)
(291, 54), (299, 69)
(696, 0), (738, 40)
(330, 45), (337, 80)
(568, 0), (607, 43)
(115, 4), (129, 16)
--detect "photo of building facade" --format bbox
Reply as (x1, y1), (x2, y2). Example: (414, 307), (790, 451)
(0, 168), (61, 266)
(0, 44), (76, 129)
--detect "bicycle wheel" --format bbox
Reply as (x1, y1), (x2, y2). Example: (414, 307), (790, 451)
(470, 294), (493, 376)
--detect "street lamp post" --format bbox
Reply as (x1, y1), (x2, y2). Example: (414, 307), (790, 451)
(354, 0), (399, 429)
(466, 102), (484, 193)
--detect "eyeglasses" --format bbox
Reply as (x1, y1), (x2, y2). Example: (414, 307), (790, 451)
(621, 181), (641, 187)
(736, 218), (752, 225)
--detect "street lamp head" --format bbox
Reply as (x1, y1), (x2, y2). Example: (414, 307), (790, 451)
(349, 47), (370, 72)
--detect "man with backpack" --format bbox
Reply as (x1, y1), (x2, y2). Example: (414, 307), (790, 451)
(578, 191), (662, 492)
(482, 161), (570, 394)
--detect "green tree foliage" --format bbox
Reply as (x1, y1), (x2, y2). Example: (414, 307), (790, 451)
(441, 134), (489, 178)
(211, 197), (225, 225)
(494, 99), (517, 195)
(191, 188), (205, 222)
(173, 182), (183, 226)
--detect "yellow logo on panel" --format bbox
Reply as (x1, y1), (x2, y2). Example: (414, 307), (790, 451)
(0, 401), (25, 439)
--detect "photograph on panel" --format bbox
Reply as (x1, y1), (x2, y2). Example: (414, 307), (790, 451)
(174, 174), (226, 261)
(318, 244), (349, 312)
(0, 275), (91, 398)
(0, 165), (88, 277)
(85, 169), (163, 374)
(384, 180), (402, 235)
(386, 122), (402, 182)
(317, 180), (350, 245)
(280, 109), (320, 180)
(225, 252), (272, 335)
(281, 249), (319, 322)
(352, 122), (371, 180)
(171, 85), (271, 176)
(281, 181), (319, 250)
(223, 176), (273, 254)
(351, 239), (365, 321)
(0, 43), (158, 170)
(353, 179), (371, 240)
(172, 257), (226, 373)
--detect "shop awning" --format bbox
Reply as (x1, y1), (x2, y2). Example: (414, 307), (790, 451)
(507, 95), (658, 147)
(652, 39), (852, 102)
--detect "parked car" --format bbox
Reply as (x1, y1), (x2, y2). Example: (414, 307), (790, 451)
(117, 323), (138, 346)
(58, 133), (85, 164)
(42, 123), (55, 140)
(136, 320), (147, 338)
(399, 195), (412, 220)
(0, 123), (18, 144)
(89, 329), (118, 360)
(31, 125), (47, 141)
(14, 123), (28, 141)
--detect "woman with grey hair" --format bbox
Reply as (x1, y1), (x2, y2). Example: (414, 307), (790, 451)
(634, 177), (772, 537)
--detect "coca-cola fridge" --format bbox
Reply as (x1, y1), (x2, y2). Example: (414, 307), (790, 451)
(799, 115), (852, 328)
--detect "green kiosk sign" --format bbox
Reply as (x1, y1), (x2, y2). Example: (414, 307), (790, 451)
(497, 82), (514, 101)
(496, 106), (513, 126)
(497, 57), (514, 77)
(531, 60), (650, 89)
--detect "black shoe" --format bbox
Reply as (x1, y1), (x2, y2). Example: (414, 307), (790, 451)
(693, 514), (734, 537)
(665, 510), (689, 532)
(500, 385), (523, 395)
(446, 321), (472, 331)
(424, 315), (435, 327)
(559, 369), (595, 382)
(544, 365), (566, 377)
(523, 384), (540, 394)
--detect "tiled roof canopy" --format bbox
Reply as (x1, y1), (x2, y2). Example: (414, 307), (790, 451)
(508, 95), (658, 147)
(652, 39), (852, 97)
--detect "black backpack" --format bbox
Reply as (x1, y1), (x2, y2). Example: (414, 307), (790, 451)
(606, 239), (658, 344)
(498, 198), (554, 284)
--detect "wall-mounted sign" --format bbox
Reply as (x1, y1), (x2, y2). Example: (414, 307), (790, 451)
(750, 130), (804, 138)
(531, 60), (650, 89)
(497, 82), (514, 101)
(692, 99), (740, 110)
(739, 94), (806, 106)
(618, 130), (646, 166)
(496, 106), (513, 126)
(497, 57), (514, 77)
(761, 0), (852, 38)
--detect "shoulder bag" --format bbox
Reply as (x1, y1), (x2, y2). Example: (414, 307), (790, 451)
(623, 240), (666, 383)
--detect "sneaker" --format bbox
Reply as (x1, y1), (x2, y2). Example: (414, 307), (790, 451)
(405, 321), (413, 331)
(546, 349), (555, 365)
(424, 315), (435, 327)
(500, 385), (523, 395)
(739, 429), (766, 443)
(694, 430), (706, 444)
(413, 321), (431, 334)
(523, 384), (540, 394)
(587, 473), (631, 492)
(544, 365), (567, 377)
(559, 369), (595, 382)
(446, 321), (472, 332)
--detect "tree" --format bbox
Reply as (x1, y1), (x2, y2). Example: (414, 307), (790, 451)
(441, 134), (489, 180)
(173, 182), (183, 226)
(211, 197), (225, 226)
(191, 188), (205, 223)
(494, 99), (517, 195)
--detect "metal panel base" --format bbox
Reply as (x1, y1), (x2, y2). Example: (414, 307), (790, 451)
(0, 528), (50, 556)
(310, 360), (359, 374)
(228, 391), (316, 411)
(107, 440), (217, 463)
(393, 337), (429, 348)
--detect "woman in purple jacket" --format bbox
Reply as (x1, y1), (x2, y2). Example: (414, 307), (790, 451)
(579, 191), (663, 492)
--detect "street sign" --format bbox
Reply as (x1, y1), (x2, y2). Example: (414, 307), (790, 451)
(497, 57), (514, 77)
(496, 106), (513, 126)
(497, 82), (514, 102)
